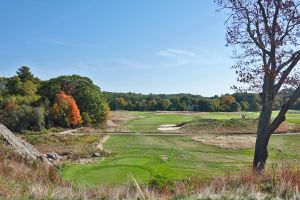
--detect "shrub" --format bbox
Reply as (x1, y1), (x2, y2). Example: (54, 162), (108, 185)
(82, 112), (92, 126)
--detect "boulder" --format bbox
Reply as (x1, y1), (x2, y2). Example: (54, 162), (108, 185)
(0, 124), (52, 165)
(92, 152), (101, 157)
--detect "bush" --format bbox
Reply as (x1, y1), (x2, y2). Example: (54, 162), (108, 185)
(82, 112), (92, 126)
(0, 105), (45, 132)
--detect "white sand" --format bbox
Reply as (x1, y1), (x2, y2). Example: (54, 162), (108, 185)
(158, 124), (181, 131)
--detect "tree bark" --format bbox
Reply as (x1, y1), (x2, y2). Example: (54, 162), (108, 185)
(253, 101), (273, 172)
(253, 76), (274, 172)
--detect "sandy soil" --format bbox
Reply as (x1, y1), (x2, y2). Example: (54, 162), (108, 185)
(96, 135), (110, 151)
(158, 124), (181, 131)
(107, 111), (141, 132)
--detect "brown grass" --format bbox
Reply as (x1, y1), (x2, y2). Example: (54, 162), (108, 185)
(192, 134), (256, 149)
(20, 133), (102, 160)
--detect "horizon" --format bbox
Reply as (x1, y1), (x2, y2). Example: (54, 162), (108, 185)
(0, 1), (236, 96)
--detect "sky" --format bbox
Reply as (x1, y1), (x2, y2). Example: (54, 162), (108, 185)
(0, 0), (237, 96)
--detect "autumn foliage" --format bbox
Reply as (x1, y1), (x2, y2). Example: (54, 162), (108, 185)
(52, 91), (82, 127)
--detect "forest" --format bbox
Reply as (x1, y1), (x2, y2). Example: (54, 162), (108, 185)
(0, 67), (109, 132)
(104, 89), (300, 112)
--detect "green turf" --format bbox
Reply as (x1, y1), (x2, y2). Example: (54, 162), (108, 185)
(124, 111), (300, 132)
(125, 112), (198, 132)
(61, 135), (252, 186)
(61, 134), (300, 186)
(61, 111), (300, 187)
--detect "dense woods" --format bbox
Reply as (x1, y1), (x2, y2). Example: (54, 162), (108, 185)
(104, 90), (300, 112)
(0, 67), (109, 132)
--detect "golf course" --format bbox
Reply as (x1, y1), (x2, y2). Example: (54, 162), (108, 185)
(61, 111), (300, 187)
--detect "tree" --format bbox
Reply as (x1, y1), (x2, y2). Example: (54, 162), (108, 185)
(6, 76), (22, 95)
(220, 95), (236, 111)
(39, 75), (109, 125)
(217, 0), (300, 171)
(157, 99), (171, 111)
(21, 81), (37, 96)
(116, 97), (126, 110)
(51, 91), (82, 127)
(240, 100), (250, 111)
(198, 99), (216, 111)
(17, 66), (34, 82)
(229, 101), (242, 112)
(0, 105), (45, 132)
(82, 112), (92, 126)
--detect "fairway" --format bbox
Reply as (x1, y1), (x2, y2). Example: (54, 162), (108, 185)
(62, 135), (253, 186)
(61, 111), (300, 186)
(124, 111), (300, 132)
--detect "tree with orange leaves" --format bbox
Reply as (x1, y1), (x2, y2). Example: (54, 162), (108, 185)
(51, 91), (82, 127)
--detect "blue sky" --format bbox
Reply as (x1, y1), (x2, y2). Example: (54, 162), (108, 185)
(0, 0), (236, 96)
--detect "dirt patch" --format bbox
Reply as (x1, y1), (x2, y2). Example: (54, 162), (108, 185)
(275, 121), (296, 133)
(107, 120), (117, 127)
(107, 111), (141, 132)
(96, 135), (110, 151)
(192, 134), (256, 149)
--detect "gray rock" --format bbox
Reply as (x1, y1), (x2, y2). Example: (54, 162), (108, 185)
(47, 153), (64, 160)
(0, 124), (52, 165)
(92, 152), (101, 157)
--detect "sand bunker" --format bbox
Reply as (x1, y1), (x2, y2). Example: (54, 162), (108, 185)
(158, 124), (181, 131)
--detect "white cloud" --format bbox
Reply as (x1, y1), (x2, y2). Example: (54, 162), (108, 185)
(157, 48), (196, 57)
(40, 38), (104, 48)
(157, 48), (232, 66)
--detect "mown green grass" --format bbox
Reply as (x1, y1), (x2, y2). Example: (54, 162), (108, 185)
(125, 111), (300, 133)
(61, 111), (300, 187)
(125, 112), (198, 132)
(61, 135), (253, 186)
(61, 134), (300, 187)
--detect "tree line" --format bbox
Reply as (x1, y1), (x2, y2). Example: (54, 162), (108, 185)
(104, 90), (300, 112)
(0, 67), (109, 132)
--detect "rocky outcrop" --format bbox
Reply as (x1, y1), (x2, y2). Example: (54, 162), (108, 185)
(0, 124), (52, 165)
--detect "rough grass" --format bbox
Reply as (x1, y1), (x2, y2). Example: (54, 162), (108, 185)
(180, 118), (259, 134)
(21, 133), (101, 160)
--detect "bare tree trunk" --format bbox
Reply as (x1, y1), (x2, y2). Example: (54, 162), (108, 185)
(253, 92), (273, 172)
(253, 76), (274, 172)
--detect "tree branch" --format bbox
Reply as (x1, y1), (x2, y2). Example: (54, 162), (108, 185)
(274, 54), (300, 94)
(267, 84), (300, 134)
(257, 0), (272, 40)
